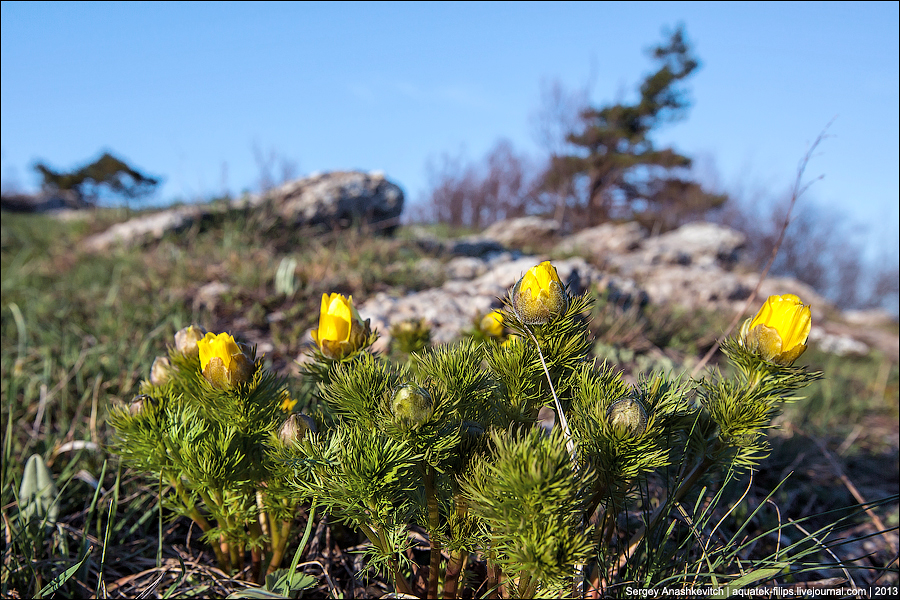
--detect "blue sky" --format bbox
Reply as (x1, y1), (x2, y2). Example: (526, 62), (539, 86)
(2, 2), (898, 251)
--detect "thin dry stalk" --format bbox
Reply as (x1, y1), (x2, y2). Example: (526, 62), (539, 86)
(691, 122), (833, 378)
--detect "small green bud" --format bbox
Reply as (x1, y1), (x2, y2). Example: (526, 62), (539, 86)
(606, 397), (648, 437)
(150, 356), (171, 386)
(391, 384), (433, 429)
(19, 454), (58, 528)
(279, 414), (317, 444)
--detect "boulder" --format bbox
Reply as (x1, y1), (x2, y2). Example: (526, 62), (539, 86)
(638, 222), (745, 268)
(81, 170), (405, 251)
(262, 170), (403, 232)
(82, 205), (208, 251)
(357, 256), (613, 347)
(480, 216), (560, 249)
(554, 222), (647, 258)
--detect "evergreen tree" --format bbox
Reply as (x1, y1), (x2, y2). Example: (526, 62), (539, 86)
(545, 26), (726, 230)
(34, 151), (160, 206)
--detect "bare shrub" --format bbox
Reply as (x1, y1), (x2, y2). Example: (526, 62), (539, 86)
(253, 143), (299, 193)
(715, 188), (898, 311)
(420, 140), (538, 230)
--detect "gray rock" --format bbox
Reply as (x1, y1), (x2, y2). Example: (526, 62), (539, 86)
(809, 327), (870, 356)
(263, 170), (403, 232)
(82, 206), (207, 251)
(638, 222), (745, 268)
(554, 222), (646, 258)
(357, 256), (627, 347)
(82, 170), (404, 251)
(194, 281), (231, 312)
(480, 216), (560, 248)
(446, 257), (489, 280)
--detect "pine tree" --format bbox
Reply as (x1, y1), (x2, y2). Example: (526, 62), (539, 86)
(545, 26), (726, 230)
(34, 151), (159, 206)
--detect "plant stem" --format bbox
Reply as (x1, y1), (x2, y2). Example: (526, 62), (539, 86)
(195, 486), (232, 573)
(486, 550), (502, 599)
(266, 518), (293, 575)
(169, 476), (230, 568)
(608, 450), (718, 576)
(247, 517), (264, 583)
(442, 495), (468, 599)
(425, 465), (442, 600)
(443, 550), (466, 599)
(525, 328), (576, 463)
(517, 572), (537, 599)
(359, 523), (414, 597)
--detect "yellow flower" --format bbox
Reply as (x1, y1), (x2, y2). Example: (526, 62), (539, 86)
(512, 261), (568, 324)
(197, 332), (255, 388)
(311, 293), (371, 360)
(174, 325), (207, 357)
(279, 391), (298, 412)
(501, 334), (520, 349)
(739, 294), (812, 366)
(480, 310), (504, 338)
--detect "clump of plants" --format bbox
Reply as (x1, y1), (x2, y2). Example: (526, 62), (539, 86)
(111, 261), (826, 597)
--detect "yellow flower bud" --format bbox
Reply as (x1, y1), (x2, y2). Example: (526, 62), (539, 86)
(197, 332), (255, 389)
(174, 325), (207, 357)
(311, 293), (371, 360)
(512, 261), (568, 324)
(606, 397), (648, 437)
(480, 310), (505, 338)
(501, 334), (520, 349)
(149, 356), (171, 386)
(391, 384), (433, 429)
(739, 294), (812, 366)
(279, 390), (298, 412)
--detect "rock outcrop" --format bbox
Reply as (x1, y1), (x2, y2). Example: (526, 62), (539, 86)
(1, 189), (88, 212)
(357, 218), (893, 358)
(259, 170), (403, 232)
(82, 205), (209, 252)
(358, 256), (639, 348)
(81, 171), (404, 251)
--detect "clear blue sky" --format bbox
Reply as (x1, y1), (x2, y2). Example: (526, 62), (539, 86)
(2, 2), (898, 250)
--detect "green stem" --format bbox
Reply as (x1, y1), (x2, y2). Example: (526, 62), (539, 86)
(442, 496), (468, 599)
(200, 487), (233, 575)
(486, 550), (502, 599)
(442, 550), (465, 599)
(425, 465), (442, 600)
(267, 513), (280, 560)
(609, 449), (719, 576)
(247, 517), (265, 583)
(359, 523), (414, 597)
(266, 518), (294, 575)
(169, 476), (229, 569)
(517, 572), (536, 599)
